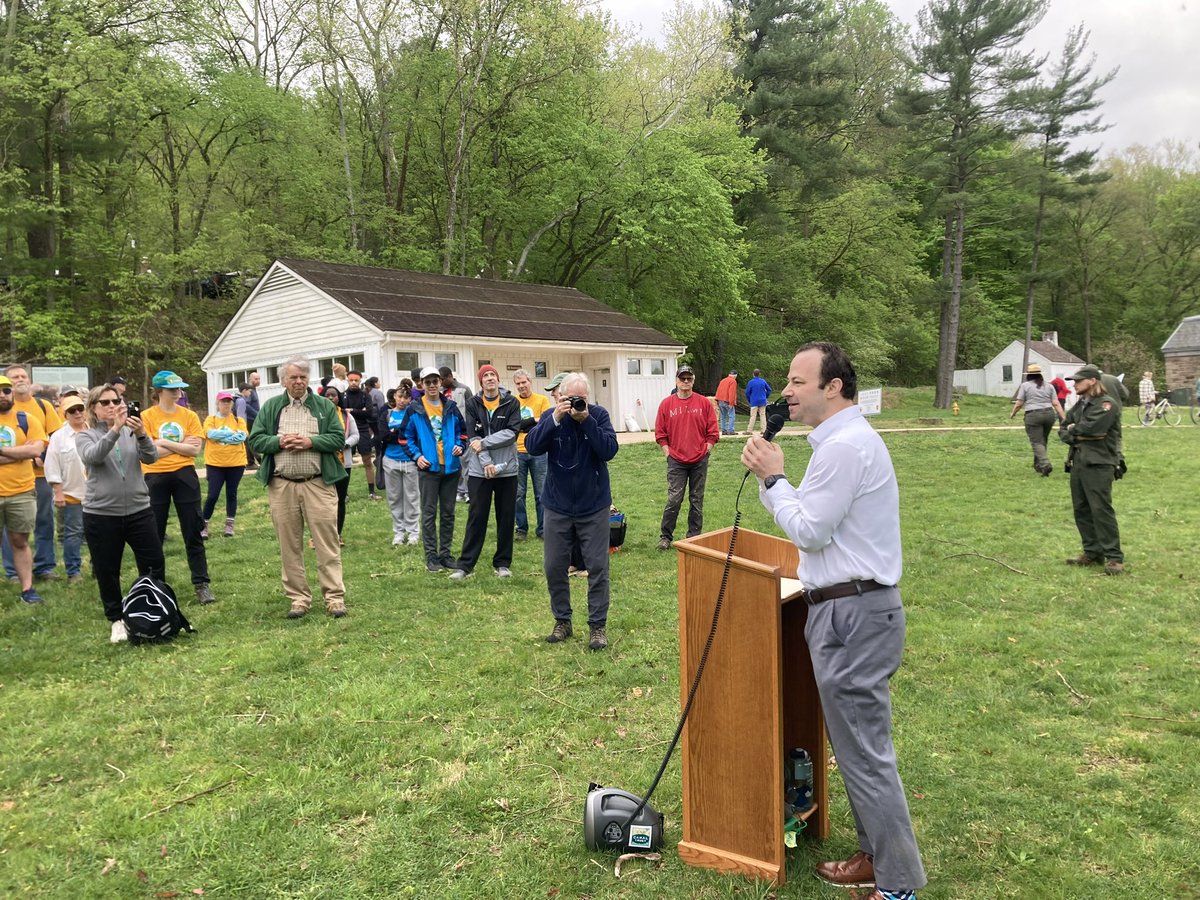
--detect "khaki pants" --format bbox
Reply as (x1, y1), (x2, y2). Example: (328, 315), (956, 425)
(268, 478), (345, 611)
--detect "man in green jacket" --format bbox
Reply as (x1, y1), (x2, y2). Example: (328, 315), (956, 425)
(249, 356), (350, 617)
(1060, 364), (1124, 575)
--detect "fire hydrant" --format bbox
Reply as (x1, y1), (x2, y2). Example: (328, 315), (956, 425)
(952, 400), (960, 416)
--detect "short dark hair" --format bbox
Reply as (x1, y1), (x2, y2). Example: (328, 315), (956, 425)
(347, 370), (362, 378)
(797, 341), (857, 399)
(438, 366), (453, 379)
(364, 376), (379, 389)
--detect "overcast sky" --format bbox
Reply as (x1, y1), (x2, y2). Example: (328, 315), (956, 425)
(599, 0), (1200, 157)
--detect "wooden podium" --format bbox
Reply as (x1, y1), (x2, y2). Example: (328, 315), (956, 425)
(675, 526), (829, 885)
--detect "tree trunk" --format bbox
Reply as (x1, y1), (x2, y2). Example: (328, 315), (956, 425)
(935, 203), (965, 408)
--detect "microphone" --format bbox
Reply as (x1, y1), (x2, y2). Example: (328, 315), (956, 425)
(761, 401), (790, 442)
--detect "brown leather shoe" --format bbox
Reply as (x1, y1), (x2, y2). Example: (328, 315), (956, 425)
(815, 850), (875, 887)
(1065, 554), (1102, 566)
(1103, 560), (1125, 575)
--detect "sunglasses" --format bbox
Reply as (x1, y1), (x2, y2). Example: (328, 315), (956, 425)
(677, 375), (694, 381)
(423, 378), (440, 385)
(0, 387), (12, 395)
(95, 398), (123, 407)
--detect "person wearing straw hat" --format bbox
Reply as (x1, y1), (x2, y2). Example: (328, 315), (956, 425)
(1009, 363), (1065, 476)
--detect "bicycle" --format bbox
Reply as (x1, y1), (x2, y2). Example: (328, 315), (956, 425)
(1140, 394), (1182, 426)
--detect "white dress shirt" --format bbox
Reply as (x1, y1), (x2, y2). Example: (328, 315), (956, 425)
(759, 405), (902, 589)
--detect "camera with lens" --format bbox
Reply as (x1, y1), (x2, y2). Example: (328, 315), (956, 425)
(567, 395), (587, 412)
(125, 400), (141, 419)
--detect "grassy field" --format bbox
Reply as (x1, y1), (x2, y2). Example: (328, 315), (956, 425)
(2, 409), (1198, 898)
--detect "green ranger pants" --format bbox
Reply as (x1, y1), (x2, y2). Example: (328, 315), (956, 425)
(1070, 463), (1122, 562)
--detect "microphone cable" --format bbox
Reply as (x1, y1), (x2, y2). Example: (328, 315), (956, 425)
(618, 413), (787, 840)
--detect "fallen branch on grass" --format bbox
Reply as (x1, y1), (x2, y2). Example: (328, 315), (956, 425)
(1119, 713), (1193, 724)
(942, 551), (1027, 575)
(140, 779), (238, 819)
(1056, 670), (1090, 702)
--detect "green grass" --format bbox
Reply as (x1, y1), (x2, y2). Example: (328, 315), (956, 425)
(3, 417), (1199, 898)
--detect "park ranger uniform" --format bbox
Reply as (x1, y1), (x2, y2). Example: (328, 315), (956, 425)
(1059, 365), (1123, 571)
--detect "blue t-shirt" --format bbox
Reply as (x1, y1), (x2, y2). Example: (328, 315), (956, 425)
(746, 377), (772, 407)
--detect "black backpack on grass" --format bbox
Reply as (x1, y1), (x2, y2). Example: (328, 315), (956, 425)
(121, 576), (194, 644)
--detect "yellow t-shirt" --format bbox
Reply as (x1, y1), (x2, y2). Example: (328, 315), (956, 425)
(516, 392), (551, 453)
(13, 396), (61, 474)
(0, 409), (48, 496)
(141, 406), (204, 474)
(422, 395), (445, 466)
(202, 415), (248, 468)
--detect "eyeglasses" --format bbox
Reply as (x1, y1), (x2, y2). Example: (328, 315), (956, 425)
(95, 398), (123, 407)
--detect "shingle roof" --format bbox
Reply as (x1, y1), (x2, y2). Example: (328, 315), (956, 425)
(1029, 340), (1084, 364)
(1162, 315), (1200, 354)
(276, 258), (683, 348)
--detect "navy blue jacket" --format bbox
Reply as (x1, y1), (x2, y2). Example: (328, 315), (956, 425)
(524, 404), (619, 516)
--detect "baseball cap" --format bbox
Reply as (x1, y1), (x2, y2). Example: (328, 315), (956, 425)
(419, 366), (441, 381)
(545, 373), (569, 392)
(1069, 364), (1101, 381)
(677, 365), (695, 377)
(215, 390), (235, 401)
(0, 375), (12, 388)
(110, 376), (127, 386)
(60, 395), (85, 413)
(151, 370), (189, 389)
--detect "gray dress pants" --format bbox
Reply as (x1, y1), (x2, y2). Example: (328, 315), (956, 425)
(542, 506), (610, 628)
(804, 585), (927, 891)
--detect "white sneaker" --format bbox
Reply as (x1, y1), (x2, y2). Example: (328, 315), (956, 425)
(407, 533), (421, 545)
(494, 567), (512, 578)
(392, 534), (404, 547)
(448, 569), (470, 581)
(110, 620), (128, 644)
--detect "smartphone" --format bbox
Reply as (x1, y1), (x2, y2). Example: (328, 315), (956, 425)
(125, 400), (141, 419)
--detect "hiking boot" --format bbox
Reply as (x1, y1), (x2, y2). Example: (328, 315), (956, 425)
(656, 537), (672, 551)
(68, 574), (84, 585)
(588, 626), (608, 651)
(1103, 561), (1126, 576)
(20, 588), (44, 604)
(34, 571), (59, 582)
(223, 517), (235, 537)
(110, 620), (129, 643)
(426, 561), (445, 573)
(1065, 554), (1102, 566)
(287, 604), (307, 619)
(200, 521), (209, 540)
(546, 621), (573, 643)
(515, 530), (527, 542)
(195, 584), (216, 604)
(448, 569), (471, 581)
(494, 567), (512, 578)
(329, 604), (348, 618)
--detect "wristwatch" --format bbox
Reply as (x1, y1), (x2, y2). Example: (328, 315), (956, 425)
(763, 473), (786, 490)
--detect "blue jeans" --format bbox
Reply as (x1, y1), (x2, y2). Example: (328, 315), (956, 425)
(515, 452), (547, 536)
(3, 476), (56, 577)
(61, 503), (83, 577)
(718, 401), (736, 434)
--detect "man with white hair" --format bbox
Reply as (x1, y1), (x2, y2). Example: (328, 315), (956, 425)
(525, 372), (619, 650)
(248, 357), (350, 619)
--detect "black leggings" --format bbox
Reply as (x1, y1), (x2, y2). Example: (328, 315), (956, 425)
(145, 467), (210, 586)
(83, 508), (165, 622)
(203, 465), (245, 520)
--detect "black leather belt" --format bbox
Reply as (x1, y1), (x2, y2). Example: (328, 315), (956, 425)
(799, 578), (891, 606)
(275, 473), (319, 483)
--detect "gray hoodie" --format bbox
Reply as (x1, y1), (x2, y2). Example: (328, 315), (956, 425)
(75, 425), (159, 516)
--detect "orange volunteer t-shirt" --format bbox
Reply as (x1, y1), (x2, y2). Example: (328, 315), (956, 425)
(141, 405), (204, 474)
(0, 409), (48, 496)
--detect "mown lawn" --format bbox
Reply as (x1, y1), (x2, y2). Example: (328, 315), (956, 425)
(2, 418), (1197, 898)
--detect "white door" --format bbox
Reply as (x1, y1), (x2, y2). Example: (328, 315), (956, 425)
(592, 368), (612, 411)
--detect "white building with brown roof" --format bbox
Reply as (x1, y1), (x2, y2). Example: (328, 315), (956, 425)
(952, 332), (1086, 397)
(200, 258), (685, 431)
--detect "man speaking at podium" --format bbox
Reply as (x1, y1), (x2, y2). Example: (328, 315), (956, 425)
(741, 342), (925, 899)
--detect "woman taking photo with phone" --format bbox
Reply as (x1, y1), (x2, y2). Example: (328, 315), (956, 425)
(76, 384), (164, 643)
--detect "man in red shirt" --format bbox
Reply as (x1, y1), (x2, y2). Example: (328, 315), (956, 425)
(655, 365), (720, 550)
(715, 369), (738, 435)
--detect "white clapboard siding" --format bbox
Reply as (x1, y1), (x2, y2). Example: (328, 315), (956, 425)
(205, 265), (379, 371)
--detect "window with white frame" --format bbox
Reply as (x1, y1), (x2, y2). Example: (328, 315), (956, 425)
(315, 353), (365, 379)
(627, 359), (642, 375)
(649, 359), (665, 375)
(1002, 365), (1013, 383)
(434, 352), (457, 372)
(396, 351), (419, 374)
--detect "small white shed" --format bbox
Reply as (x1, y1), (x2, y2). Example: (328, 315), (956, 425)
(200, 258), (686, 432)
(953, 333), (1085, 397)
